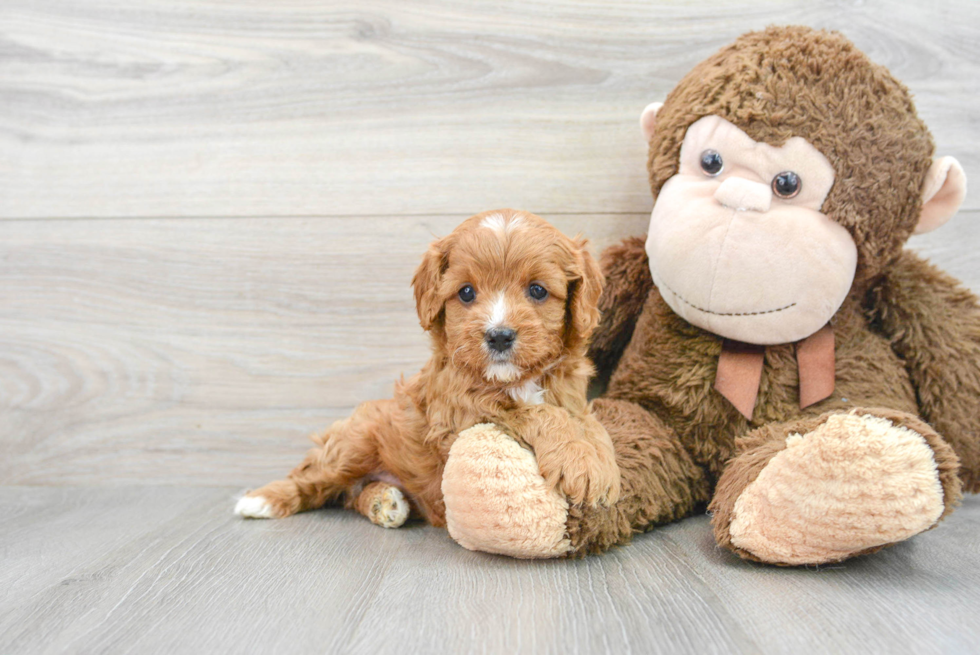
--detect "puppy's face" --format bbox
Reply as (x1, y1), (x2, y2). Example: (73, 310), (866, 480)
(413, 210), (602, 384)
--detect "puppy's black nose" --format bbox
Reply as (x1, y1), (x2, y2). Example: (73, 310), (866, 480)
(485, 328), (516, 353)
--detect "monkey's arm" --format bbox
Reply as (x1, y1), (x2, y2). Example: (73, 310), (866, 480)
(587, 236), (654, 384)
(868, 249), (980, 492)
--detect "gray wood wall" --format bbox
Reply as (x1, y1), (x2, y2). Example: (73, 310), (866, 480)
(2, 0), (979, 486)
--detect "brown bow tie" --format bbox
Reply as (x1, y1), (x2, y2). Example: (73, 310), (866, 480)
(713, 324), (835, 420)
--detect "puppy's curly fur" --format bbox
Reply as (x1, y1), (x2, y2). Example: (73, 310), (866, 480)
(235, 209), (620, 526)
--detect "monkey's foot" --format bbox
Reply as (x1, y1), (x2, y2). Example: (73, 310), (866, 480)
(442, 423), (571, 558)
(713, 411), (959, 565)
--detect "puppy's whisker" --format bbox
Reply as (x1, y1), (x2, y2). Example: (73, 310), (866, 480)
(451, 345), (465, 368)
(541, 355), (567, 374)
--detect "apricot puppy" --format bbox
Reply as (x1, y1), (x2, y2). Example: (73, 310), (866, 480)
(235, 209), (619, 528)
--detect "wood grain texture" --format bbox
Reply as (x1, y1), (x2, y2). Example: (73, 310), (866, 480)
(1, 211), (977, 486)
(1, 486), (978, 655)
(0, 213), (648, 485)
(2, 4), (979, 654)
(1, 0), (979, 219)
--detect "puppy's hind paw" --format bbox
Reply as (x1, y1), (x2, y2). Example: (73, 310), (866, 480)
(371, 487), (410, 528)
(234, 495), (278, 519)
(364, 485), (410, 528)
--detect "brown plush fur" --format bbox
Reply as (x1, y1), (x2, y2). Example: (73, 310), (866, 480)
(575, 26), (979, 563)
(240, 210), (620, 525)
(868, 251), (980, 493)
(566, 398), (709, 557)
(588, 236), (654, 386)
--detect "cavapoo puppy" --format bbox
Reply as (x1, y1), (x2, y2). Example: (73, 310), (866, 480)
(235, 209), (620, 528)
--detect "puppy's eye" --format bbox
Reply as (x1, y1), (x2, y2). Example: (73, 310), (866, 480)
(528, 283), (548, 301)
(458, 285), (476, 303)
(699, 149), (723, 176)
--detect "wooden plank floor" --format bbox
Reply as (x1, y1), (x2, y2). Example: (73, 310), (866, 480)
(2, 1), (980, 485)
(2, 0), (980, 219)
(1, 487), (979, 655)
(0, 213), (648, 485)
(3, 1), (980, 653)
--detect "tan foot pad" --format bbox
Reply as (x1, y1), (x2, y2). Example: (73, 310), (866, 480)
(366, 485), (410, 529)
(729, 413), (945, 565)
(442, 423), (571, 559)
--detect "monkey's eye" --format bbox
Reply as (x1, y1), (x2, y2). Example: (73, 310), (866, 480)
(699, 149), (724, 176)
(772, 171), (802, 198)
(458, 285), (476, 303)
(528, 283), (548, 301)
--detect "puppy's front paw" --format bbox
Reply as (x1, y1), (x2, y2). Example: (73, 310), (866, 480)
(537, 440), (621, 507)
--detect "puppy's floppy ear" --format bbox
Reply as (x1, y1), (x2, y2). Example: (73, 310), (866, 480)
(563, 236), (604, 349)
(412, 235), (451, 331)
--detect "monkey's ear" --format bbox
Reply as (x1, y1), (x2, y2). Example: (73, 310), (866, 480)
(640, 102), (664, 143)
(915, 156), (967, 234)
(412, 236), (451, 331)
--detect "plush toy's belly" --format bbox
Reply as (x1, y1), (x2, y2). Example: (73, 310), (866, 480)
(605, 291), (919, 483)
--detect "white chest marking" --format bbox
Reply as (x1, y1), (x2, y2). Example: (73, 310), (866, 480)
(507, 378), (545, 405)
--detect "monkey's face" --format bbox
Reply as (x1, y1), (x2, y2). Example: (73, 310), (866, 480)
(646, 116), (858, 345)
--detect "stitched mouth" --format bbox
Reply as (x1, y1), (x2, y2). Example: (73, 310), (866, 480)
(660, 280), (796, 317)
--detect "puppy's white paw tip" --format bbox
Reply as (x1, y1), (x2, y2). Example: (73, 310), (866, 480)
(235, 495), (276, 519)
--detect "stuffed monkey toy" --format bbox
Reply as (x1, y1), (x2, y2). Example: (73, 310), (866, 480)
(441, 26), (980, 564)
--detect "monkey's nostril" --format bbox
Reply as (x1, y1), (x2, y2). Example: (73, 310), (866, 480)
(485, 328), (517, 353)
